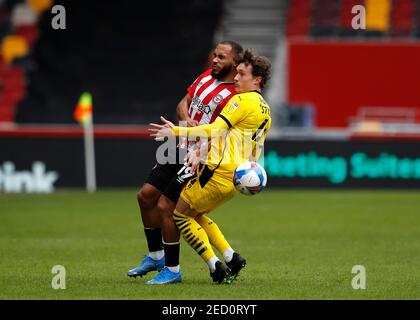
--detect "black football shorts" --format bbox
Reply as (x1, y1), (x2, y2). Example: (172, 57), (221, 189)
(145, 148), (194, 203)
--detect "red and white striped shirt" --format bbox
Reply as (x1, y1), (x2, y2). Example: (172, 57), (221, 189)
(187, 69), (236, 125)
(179, 70), (236, 151)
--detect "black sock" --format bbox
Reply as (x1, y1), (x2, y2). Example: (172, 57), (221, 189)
(144, 228), (163, 252)
(163, 242), (180, 267)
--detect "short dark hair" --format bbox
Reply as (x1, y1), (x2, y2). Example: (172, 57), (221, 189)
(218, 40), (243, 65)
(240, 49), (271, 89)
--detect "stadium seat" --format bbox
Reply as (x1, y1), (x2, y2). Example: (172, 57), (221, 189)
(15, 24), (38, 46)
(0, 93), (22, 122)
(27, 0), (53, 15)
(1, 67), (25, 85)
(0, 65), (25, 122)
(11, 3), (37, 27)
(286, 0), (312, 37)
(413, 0), (420, 38)
(15, 0), (224, 124)
(310, 0), (340, 37)
(390, 0), (415, 37)
(1, 35), (29, 64)
(366, 0), (391, 32)
(0, 5), (11, 41)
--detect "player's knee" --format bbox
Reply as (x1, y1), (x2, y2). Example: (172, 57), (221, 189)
(157, 196), (176, 218)
(137, 186), (159, 209)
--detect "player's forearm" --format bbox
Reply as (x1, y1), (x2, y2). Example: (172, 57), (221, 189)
(172, 123), (213, 137)
(172, 117), (228, 138)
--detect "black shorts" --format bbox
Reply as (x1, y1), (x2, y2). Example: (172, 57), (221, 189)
(145, 156), (194, 203)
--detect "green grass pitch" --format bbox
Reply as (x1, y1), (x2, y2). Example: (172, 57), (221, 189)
(1, 189), (419, 299)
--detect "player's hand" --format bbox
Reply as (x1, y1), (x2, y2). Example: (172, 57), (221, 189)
(186, 150), (202, 174)
(185, 118), (198, 127)
(149, 116), (175, 141)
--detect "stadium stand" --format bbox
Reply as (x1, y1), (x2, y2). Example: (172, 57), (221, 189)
(390, 0), (415, 37)
(310, 0), (341, 37)
(364, 0), (391, 36)
(280, 0), (420, 131)
(13, 0), (223, 124)
(285, 0), (312, 37)
(0, 0), (418, 129)
(414, 0), (420, 37)
(0, 0), (46, 122)
(285, 0), (420, 38)
(216, 0), (287, 62)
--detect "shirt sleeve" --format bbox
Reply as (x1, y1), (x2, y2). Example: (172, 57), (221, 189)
(172, 116), (229, 138)
(218, 94), (249, 128)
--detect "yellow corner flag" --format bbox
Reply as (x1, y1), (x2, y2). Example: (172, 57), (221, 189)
(74, 92), (93, 126)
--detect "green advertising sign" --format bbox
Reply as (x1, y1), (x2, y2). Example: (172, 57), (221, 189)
(263, 150), (420, 184)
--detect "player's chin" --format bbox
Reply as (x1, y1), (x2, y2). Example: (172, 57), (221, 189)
(211, 69), (221, 79)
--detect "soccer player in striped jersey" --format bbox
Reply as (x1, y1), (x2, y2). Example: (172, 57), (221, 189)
(149, 49), (272, 284)
(127, 41), (243, 281)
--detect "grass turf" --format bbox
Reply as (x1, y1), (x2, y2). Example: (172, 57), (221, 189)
(0, 189), (419, 299)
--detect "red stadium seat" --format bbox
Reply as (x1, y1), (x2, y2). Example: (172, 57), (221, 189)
(286, 0), (312, 37)
(412, 0), (420, 37)
(0, 94), (19, 122)
(311, 0), (340, 36)
(0, 66), (26, 122)
(15, 24), (38, 46)
(390, 0), (414, 37)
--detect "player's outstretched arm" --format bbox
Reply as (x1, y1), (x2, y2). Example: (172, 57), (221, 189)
(149, 116), (229, 141)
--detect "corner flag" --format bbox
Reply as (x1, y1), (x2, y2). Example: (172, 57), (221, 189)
(74, 92), (96, 193)
(74, 92), (93, 126)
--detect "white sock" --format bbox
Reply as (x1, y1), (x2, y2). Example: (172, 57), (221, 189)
(149, 250), (164, 260)
(207, 256), (219, 273)
(168, 265), (180, 273)
(223, 248), (235, 263)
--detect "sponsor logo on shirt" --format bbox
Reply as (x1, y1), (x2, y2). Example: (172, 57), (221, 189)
(225, 100), (239, 114)
(212, 94), (223, 105)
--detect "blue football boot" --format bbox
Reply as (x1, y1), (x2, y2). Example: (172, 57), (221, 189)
(127, 255), (165, 278)
(146, 266), (182, 284)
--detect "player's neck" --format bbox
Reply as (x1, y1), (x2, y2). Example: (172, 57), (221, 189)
(219, 70), (237, 83)
(245, 86), (262, 94)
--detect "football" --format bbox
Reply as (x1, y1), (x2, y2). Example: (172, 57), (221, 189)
(233, 161), (267, 195)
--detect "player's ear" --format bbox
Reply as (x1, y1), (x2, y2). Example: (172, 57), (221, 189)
(254, 76), (262, 86)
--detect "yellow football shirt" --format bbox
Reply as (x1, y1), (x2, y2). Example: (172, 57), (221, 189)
(173, 90), (271, 175)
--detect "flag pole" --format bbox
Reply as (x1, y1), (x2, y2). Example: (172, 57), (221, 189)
(84, 118), (96, 193)
(74, 92), (96, 193)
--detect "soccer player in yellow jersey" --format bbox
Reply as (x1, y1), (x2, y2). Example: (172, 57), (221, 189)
(149, 49), (271, 284)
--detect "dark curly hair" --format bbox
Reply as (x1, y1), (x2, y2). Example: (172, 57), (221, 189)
(240, 49), (271, 89)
